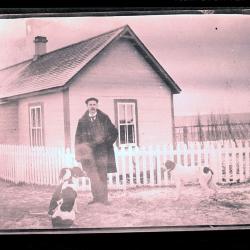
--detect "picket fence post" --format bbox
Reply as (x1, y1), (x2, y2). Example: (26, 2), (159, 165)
(238, 140), (245, 182)
(245, 141), (250, 181)
(134, 146), (141, 186)
(156, 145), (162, 186)
(119, 147), (127, 190)
(162, 144), (168, 185)
(139, 146), (146, 185)
(209, 141), (219, 183)
(189, 142), (195, 167)
(114, 146), (121, 190)
(0, 141), (250, 188)
(182, 143), (188, 167)
(148, 145), (155, 186)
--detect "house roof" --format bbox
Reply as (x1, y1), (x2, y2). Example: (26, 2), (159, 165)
(0, 25), (181, 101)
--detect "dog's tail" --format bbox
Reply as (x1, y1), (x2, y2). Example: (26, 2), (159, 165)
(164, 160), (176, 180)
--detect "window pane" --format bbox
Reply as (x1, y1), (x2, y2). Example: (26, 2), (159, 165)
(119, 125), (126, 144)
(126, 104), (134, 124)
(116, 100), (138, 147)
(118, 104), (126, 124)
(37, 129), (42, 146)
(127, 125), (135, 143)
(29, 105), (44, 146)
(32, 129), (36, 146)
(31, 109), (36, 127)
(36, 107), (41, 127)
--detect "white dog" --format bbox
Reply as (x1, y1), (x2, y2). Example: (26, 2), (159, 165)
(164, 160), (218, 201)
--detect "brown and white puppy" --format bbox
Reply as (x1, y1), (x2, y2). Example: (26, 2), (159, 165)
(48, 166), (84, 228)
(164, 160), (218, 201)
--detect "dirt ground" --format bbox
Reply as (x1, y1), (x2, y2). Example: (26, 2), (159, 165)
(0, 179), (250, 231)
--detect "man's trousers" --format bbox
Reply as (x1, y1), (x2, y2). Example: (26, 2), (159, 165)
(81, 160), (108, 203)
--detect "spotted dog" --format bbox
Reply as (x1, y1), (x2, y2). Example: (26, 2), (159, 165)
(164, 160), (218, 201)
(48, 166), (84, 228)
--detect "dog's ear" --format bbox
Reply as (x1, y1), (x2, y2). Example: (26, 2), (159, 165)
(71, 167), (84, 178)
(59, 168), (67, 180)
(60, 168), (72, 181)
(165, 160), (176, 171)
(203, 167), (214, 175)
(164, 161), (175, 182)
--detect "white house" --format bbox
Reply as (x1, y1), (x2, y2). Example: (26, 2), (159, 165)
(0, 25), (181, 149)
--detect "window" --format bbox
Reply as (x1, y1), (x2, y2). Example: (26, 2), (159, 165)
(115, 100), (138, 147)
(29, 104), (44, 146)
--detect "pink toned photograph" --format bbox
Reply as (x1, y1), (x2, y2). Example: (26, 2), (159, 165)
(0, 11), (250, 232)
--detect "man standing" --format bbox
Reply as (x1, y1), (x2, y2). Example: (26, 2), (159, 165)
(75, 97), (118, 205)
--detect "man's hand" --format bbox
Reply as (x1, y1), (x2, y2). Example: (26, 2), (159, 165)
(93, 135), (106, 146)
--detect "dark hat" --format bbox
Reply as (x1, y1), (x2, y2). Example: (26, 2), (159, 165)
(85, 97), (99, 104)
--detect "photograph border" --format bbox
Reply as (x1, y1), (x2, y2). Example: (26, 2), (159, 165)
(0, 6), (250, 236)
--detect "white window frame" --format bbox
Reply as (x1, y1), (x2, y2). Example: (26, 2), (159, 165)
(117, 101), (138, 148)
(29, 104), (44, 146)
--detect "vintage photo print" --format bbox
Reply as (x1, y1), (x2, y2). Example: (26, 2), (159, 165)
(0, 10), (250, 233)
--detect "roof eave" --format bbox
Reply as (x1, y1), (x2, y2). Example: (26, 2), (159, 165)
(0, 86), (66, 102)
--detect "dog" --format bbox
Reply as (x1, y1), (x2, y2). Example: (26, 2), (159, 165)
(164, 160), (218, 201)
(48, 166), (84, 228)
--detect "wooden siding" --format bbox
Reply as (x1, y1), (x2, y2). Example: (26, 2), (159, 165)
(63, 88), (71, 148)
(18, 92), (65, 146)
(0, 102), (18, 144)
(68, 38), (174, 148)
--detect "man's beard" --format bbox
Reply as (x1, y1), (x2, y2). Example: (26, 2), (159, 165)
(89, 108), (96, 114)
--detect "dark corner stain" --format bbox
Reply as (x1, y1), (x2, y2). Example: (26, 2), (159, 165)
(218, 200), (244, 210)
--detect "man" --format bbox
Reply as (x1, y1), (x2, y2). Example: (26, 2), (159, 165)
(75, 97), (118, 205)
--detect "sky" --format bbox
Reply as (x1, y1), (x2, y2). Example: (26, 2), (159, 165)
(0, 14), (249, 116)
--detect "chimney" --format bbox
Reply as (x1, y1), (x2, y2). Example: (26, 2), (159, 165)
(33, 36), (48, 60)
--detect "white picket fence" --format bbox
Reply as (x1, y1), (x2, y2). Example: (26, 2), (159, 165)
(0, 140), (250, 190)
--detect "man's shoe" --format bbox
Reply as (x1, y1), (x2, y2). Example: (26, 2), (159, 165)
(102, 201), (111, 206)
(88, 200), (98, 205)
